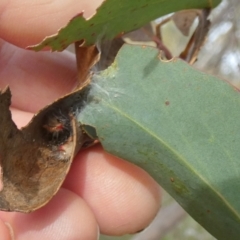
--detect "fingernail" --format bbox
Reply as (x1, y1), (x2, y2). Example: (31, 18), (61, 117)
(96, 224), (100, 240)
(4, 222), (14, 240)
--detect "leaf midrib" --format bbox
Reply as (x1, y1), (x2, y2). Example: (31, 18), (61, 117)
(102, 99), (240, 221)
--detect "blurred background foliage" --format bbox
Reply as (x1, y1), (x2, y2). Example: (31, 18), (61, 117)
(99, 0), (239, 239)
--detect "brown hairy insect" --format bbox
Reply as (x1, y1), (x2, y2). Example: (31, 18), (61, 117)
(42, 109), (72, 145)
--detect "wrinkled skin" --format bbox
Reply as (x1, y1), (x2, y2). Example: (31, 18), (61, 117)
(0, 1), (161, 239)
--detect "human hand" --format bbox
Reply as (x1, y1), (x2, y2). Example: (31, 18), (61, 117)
(0, 1), (161, 239)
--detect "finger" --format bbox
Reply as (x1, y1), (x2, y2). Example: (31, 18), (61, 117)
(0, 0), (103, 48)
(63, 145), (161, 236)
(11, 108), (33, 128)
(0, 219), (12, 240)
(0, 189), (99, 240)
(0, 40), (77, 112)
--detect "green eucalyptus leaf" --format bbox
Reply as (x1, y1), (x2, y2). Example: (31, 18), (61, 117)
(29, 0), (221, 51)
(79, 44), (240, 240)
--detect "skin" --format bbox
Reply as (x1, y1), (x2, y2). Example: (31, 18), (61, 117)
(0, 1), (161, 239)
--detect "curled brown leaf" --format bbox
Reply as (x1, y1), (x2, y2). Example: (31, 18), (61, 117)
(0, 78), (91, 212)
(0, 40), (102, 213)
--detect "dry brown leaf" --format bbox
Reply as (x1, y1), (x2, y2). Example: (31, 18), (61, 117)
(179, 9), (211, 64)
(0, 79), (91, 212)
(75, 42), (100, 87)
(172, 10), (200, 36)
